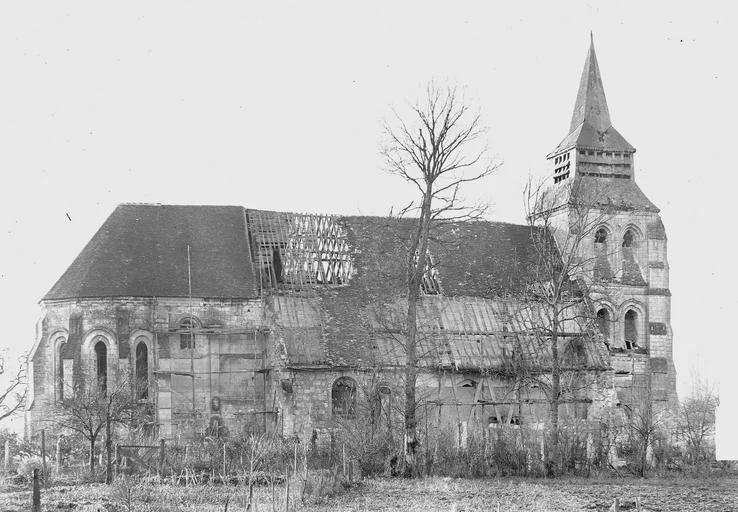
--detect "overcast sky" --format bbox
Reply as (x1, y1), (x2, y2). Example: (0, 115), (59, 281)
(1, 2), (735, 453)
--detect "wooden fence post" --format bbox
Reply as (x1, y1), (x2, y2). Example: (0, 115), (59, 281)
(159, 439), (166, 475)
(4, 439), (9, 472)
(283, 468), (290, 512)
(114, 444), (120, 478)
(223, 443), (227, 478)
(635, 496), (642, 511)
(613, 498), (620, 512)
(56, 437), (62, 472)
(40, 429), (47, 481)
(31, 469), (41, 512)
(342, 444), (346, 480)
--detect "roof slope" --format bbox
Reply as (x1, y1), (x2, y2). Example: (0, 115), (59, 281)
(45, 206), (544, 301)
(44, 204), (259, 300)
(553, 35), (634, 154)
(336, 216), (541, 298)
(570, 33), (611, 134)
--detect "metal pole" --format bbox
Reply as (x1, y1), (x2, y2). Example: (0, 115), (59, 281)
(40, 430), (46, 481)
(187, 245), (196, 431)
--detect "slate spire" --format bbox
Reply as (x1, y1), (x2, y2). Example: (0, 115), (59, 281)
(569, 33), (611, 133)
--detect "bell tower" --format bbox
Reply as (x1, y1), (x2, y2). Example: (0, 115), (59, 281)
(548, 35), (677, 415)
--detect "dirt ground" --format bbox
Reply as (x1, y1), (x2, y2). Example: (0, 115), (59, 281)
(1, 475), (736, 511)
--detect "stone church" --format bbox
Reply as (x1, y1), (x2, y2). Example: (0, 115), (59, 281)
(25, 38), (676, 443)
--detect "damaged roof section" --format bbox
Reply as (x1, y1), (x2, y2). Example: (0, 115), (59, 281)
(246, 210), (355, 293)
(273, 295), (609, 372)
(45, 206), (545, 303)
(247, 211), (542, 299)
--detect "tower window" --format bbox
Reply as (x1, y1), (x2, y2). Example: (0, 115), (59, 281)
(596, 308), (611, 344)
(624, 309), (638, 349)
(594, 228), (608, 244)
(623, 230), (635, 248)
(95, 340), (108, 395)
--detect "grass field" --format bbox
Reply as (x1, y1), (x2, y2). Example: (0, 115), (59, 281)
(1, 475), (737, 511)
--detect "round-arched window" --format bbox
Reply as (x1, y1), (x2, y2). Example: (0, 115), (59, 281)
(94, 339), (108, 394)
(135, 340), (149, 400)
(624, 309), (639, 349)
(596, 308), (611, 344)
(594, 228), (608, 244)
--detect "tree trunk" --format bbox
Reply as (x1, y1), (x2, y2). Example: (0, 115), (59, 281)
(403, 289), (419, 477)
(403, 188), (432, 478)
(89, 437), (96, 475)
(105, 416), (113, 484)
(547, 305), (561, 476)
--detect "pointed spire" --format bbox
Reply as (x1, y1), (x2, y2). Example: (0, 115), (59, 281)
(569, 33), (611, 133)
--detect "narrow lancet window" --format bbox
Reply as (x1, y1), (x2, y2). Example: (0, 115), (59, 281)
(135, 341), (149, 400)
(624, 309), (638, 349)
(95, 340), (108, 395)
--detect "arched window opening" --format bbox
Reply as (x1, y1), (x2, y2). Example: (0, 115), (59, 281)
(179, 317), (197, 350)
(332, 377), (357, 419)
(622, 229), (636, 248)
(621, 228), (644, 284)
(95, 340), (108, 395)
(135, 341), (149, 400)
(596, 308), (611, 344)
(624, 310), (638, 350)
(56, 339), (66, 401)
(594, 228), (608, 245)
(593, 227), (612, 281)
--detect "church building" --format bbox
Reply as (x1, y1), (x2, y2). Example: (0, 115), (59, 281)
(25, 38), (676, 445)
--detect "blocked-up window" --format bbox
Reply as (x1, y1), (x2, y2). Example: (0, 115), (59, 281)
(332, 377), (357, 419)
(179, 318), (196, 350)
(621, 229), (644, 284)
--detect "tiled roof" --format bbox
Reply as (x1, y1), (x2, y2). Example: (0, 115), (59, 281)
(570, 35), (611, 134)
(550, 176), (659, 213)
(551, 35), (635, 155)
(551, 121), (635, 154)
(44, 206), (542, 301)
(44, 204), (259, 300)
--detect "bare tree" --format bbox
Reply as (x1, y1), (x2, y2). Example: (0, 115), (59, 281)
(517, 177), (615, 475)
(382, 82), (497, 476)
(0, 352), (27, 423)
(678, 373), (718, 464)
(53, 378), (142, 481)
(623, 384), (668, 476)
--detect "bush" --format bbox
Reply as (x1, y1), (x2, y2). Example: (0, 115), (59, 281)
(15, 456), (46, 482)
